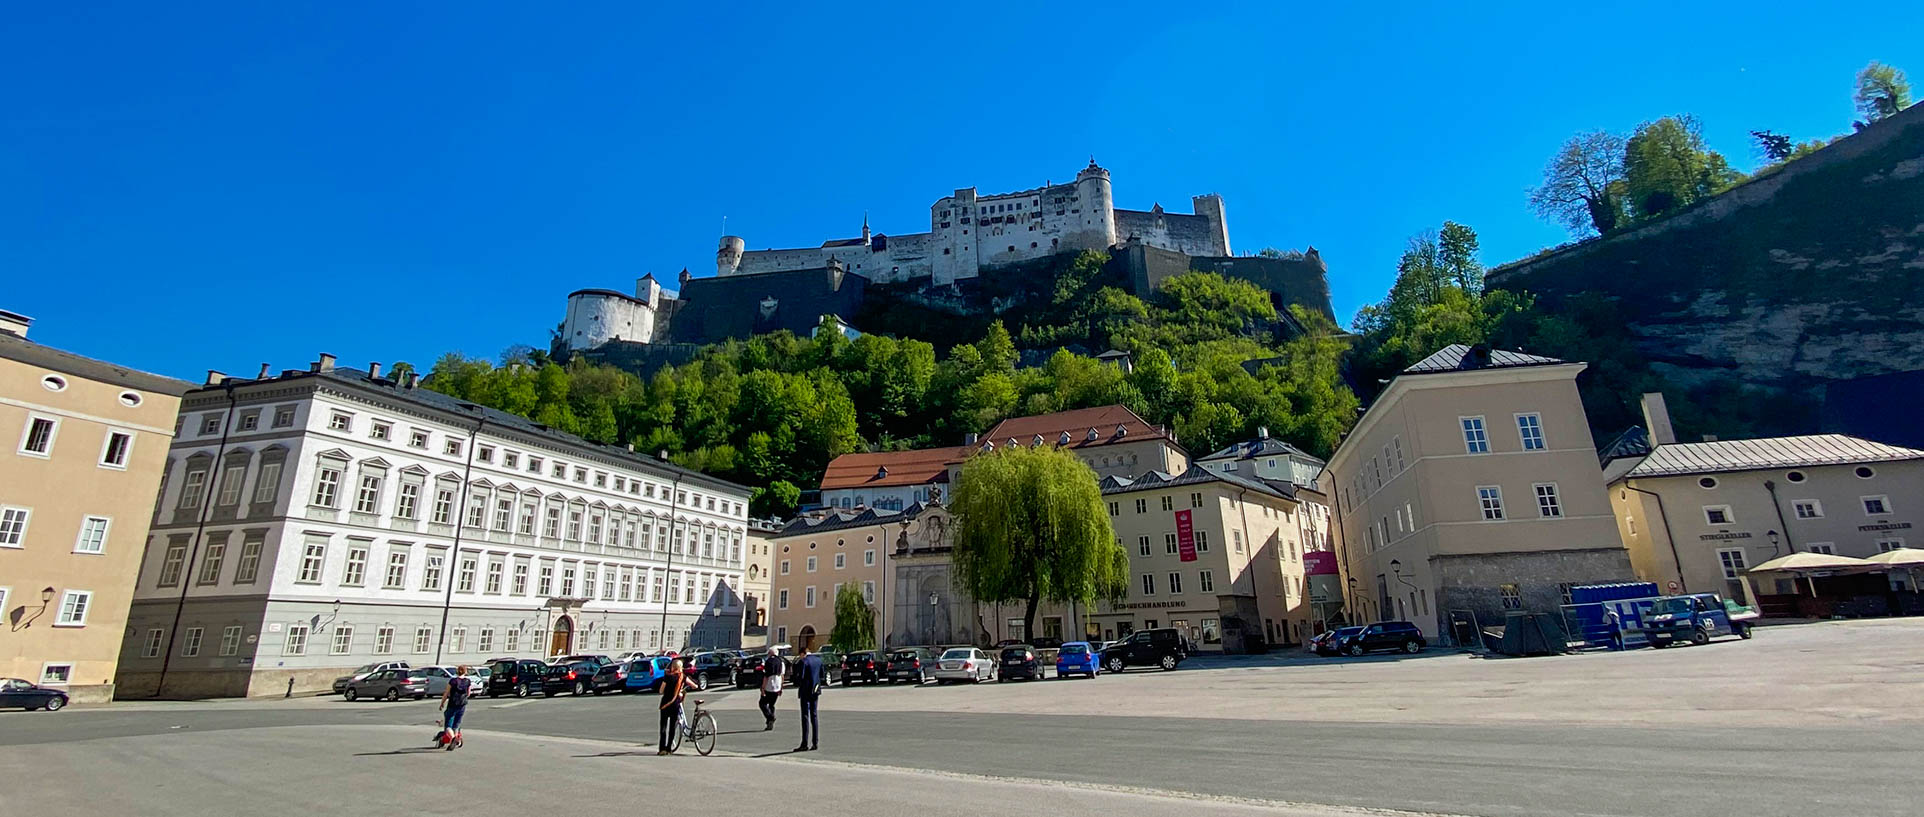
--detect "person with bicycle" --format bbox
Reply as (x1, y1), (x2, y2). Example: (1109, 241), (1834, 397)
(657, 657), (690, 755)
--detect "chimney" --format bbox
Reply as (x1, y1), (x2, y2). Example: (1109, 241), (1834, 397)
(1257, 426), (1270, 439)
(1641, 392), (1677, 446)
(205, 370), (228, 387)
(404, 372), (420, 389)
(256, 363), (271, 380)
(963, 432), (979, 446)
(0, 309), (31, 338)
(317, 353), (336, 373)
(368, 361), (382, 379)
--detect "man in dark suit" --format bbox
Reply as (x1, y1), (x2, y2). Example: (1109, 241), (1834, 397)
(792, 645), (827, 752)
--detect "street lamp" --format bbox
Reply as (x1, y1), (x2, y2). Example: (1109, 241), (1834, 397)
(1767, 529), (1782, 555)
(926, 592), (939, 646)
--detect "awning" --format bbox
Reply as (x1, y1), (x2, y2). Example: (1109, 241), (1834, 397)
(1746, 551), (1878, 574)
(1862, 547), (1924, 568)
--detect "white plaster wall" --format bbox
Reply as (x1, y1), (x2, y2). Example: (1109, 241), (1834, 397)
(563, 293), (655, 352)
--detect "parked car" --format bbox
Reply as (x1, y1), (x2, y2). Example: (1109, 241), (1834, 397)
(461, 665), (491, 696)
(0, 678), (69, 711)
(885, 648), (937, 684)
(552, 654), (615, 670)
(1337, 621), (1427, 656)
(932, 647), (997, 683)
(840, 651), (885, 685)
(1053, 642), (1100, 679)
(343, 668), (428, 701)
(487, 658), (552, 698)
(813, 647), (845, 684)
(625, 656), (676, 693)
(1641, 594), (1754, 647)
(408, 666), (460, 697)
(998, 645), (1045, 681)
(540, 660), (599, 696)
(590, 660), (629, 694)
(1100, 628), (1188, 673)
(683, 651), (734, 691)
(1310, 627), (1365, 656)
(332, 660), (409, 694)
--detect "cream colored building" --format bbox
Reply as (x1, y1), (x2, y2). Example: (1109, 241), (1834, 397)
(739, 517), (780, 647)
(767, 503), (950, 651)
(973, 404), (1188, 481)
(1605, 394), (1924, 603)
(0, 313), (189, 703)
(1325, 345), (1632, 640)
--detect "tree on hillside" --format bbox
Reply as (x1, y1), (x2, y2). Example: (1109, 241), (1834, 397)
(950, 445), (1127, 643)
(1750, 129), (1794, 162)
(828, 582), (877, 651)
(1528, 130), (1628, 236)
(1623, 115), (1743, 220)
(1855, 61), (1913, 124)
(1437, 221), (1483, 294)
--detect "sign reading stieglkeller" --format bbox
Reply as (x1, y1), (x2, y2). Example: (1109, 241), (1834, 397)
(1859, 522), (1913, 532)
(1175, 509), (1197, 562)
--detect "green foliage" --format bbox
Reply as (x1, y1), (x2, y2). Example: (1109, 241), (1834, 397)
(950, 445), (1128, 641)
(1855, 61), (1912, 123)
(1751, 129), (1793, 162)
(1528, 129), (1628, 236)
(752, 480), (801, 517)
(829, 582), (877, 651)
(1623, 115), (1743, 220)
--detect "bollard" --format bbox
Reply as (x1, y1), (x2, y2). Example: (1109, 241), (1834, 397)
(285, 677), (294, 698)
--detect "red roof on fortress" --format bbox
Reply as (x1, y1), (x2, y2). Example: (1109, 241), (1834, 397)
(819, 446), (974, 491)
(981, 404), (1177, 453)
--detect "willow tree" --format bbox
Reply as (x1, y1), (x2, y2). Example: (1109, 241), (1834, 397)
(951, 445), (1129, 642)
(828, 583), (876, 651)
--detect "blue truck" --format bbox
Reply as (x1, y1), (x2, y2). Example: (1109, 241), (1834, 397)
(1639, 593), (1757, 648)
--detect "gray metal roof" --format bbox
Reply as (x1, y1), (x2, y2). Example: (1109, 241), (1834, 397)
(1402, 344), (1565, 375)
(776, 502), (931, 537)
(1198, 436), (1323, 465)
(1100, 466), (1296, 502)
(0, 332), (193, 396)
(1620, 434), (1924, 478)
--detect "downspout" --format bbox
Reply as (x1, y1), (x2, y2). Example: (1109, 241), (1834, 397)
(433, 407), (484, 663)
(1623, 480), (1687, 593)
(1763, 479), (1795, 555)
(153, 380), (238, 697)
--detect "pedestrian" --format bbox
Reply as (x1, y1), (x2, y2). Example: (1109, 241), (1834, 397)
(1604, 609), (1624, 651)
(439, 664), (474, 751)
(658, 657), (689, 755)
(758, 646), (786, 731)
(793, 644), (826, 752)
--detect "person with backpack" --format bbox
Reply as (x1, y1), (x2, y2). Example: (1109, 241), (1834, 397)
(438, 664), (474, 750)
(758, 647), (786, 731)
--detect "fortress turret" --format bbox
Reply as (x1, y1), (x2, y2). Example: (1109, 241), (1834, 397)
(717, 235), (746, 277)
(1192, 193), (1230, 256)
(1073, 159), (1117, 251)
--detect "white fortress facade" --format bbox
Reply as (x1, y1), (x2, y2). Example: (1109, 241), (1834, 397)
(716, 160), (1231, 286)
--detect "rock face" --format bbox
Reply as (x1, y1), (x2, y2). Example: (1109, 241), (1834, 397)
(1487, 104), (1924, 408)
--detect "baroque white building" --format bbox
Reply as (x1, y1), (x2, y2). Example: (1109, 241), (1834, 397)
(116, 355), (753, 698)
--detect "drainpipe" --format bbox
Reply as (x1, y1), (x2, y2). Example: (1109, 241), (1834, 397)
(1623, 480), (1687, 593)
(1763, 480), (1796, 555)
(153, 379), (239, 697)
(433, 407), (484, 663)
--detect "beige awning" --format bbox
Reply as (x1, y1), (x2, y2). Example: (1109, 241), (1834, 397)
(1863, 547), (1924, 568)
(1747, 551), (1878, 573)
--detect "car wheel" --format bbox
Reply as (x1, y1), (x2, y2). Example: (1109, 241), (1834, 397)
(573, 680), (588, 696)
(693, 676), (707, 692)
(1345, 644), (1365, 657)
(1737, 623), (1753, 640)
(1159, 654), (1179, 671)
(344, 688), (359, 702)
(1105, 656), (1125, 673)
(385, 688), (401, 702)
(43, 696), (65, 712)
(515, 682), (530, 698)
(1691, 627), (1711, 646)
(1402, 640), (1421, 654)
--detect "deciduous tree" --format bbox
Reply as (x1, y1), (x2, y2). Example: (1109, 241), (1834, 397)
(828, 582), (877, 651)
(1623, 115), (1742, 220)
(1855, 61), (1912, 123)
(1528, 130), (1627, 236)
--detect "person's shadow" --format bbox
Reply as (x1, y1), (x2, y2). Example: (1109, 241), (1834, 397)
(352, 747), (445, 756)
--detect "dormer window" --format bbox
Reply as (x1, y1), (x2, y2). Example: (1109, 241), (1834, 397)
(1007, 438), (1019, 448)
(1058, 431), (1071, 445)
(1086, 428), (1099, 442)
(1115, 424), (1128, 438)
(1032, 434), (1044, 447)
(875, 465), (889, 480)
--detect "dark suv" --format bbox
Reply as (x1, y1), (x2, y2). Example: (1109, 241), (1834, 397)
(1338, 621), (1427, 656)
(540, 660), (599, 696)
(684, 651), (734, 691)
(488, 658), (551, 698)
(885, 648), (936, 684)
(840, 651), (884, 685)
(1100, 628), (1188, 672)
(997, 645), (1044, 681)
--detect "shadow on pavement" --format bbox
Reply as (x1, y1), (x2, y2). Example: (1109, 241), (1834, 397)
(352, 747), (446, 756)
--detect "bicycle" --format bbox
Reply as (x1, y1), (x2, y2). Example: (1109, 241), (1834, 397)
(665, 697), (718, 756)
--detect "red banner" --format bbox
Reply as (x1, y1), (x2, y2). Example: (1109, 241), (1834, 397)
(1175, 509), (1197, 562)
(1303, 550), (1339, 576)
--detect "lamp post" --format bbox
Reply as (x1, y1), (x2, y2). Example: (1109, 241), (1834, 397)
(1345, 576), (1358, 623)
(1767, 529), (1782, 555)
(926, 592), (939, 646)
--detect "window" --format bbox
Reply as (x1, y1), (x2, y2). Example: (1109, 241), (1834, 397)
(519, 503), (535, 534)
(374, 626), (395, 655)
(1233, 530), (1244, 553)
(778, 589), (789, 610)
(1461, 417), (1489, 453)
(834, 553), (846, 569)
(458, 555), (478, 592)
(331, 625), (354, 655)
(1499, 584), (1522, 610)
(495, 499), (513, 531)
(505, 628), (519, 652)
(1190, 492), (1203, 508)
(1699, 477), (1719, 489)
(476, 445), (494, 464)
(1855, 466), (1875, 479)
(1533, 484), (1563, 518)
(864, 549), (876, 566)
(1478, 486), (1505, 520)
(196, 535), (226, 583)
(479, 627), (495, 653)
(1716, 548), (1748, 579)
(806, 556), (817, 572)
(158, 543), (187, 586)
(298, 541), (326, 583)
(324, 412), (352, 432)
(1806, 543), (1836, 555)
(1704, 505), (1733, 525)
(254, 462), (282, 504)
(1140, 573), (1156, 595)
(1108, 502), (1119, 516)
(1516, 413), (1545, 451)
(100, 431), (133, 469)
(237, 410), (259, 431)
(409, 430), (430, 449)
(220, 625), (242, 656)
(73, 516), (110, 554)
(1135, 498), (1147, 514)
(1793, 500), (1822, 519)
(395, 482), (419, 519)
(199, 414), (223, 436)
(449, 626), (466, 652)
(445, 439), (463, 457)
(20, 416), (57, 456)
(216, 464), (247, 505)
(544, 506), (561, 537)
(566, 510), (582, 539)
(55, 590), (92, 626)
(414, 626), (433, 653)
(1161, 496), (1174, 511)
(312, 466), (342, 508)
(560, 563), (575, 595)
(1165, 533), (1178, 555)
(1877, 538), (1905, 552)
(466, 495), (486, 528)
(537, 563), (554, 595)
(1863, 496), (1891, 516)
(1195, 530), (1209, 552)
(384, 549), (409, 589)
(804, 586), (816, 608)
(141, 628), (164, 657)
(1197, 569), (1215, 592)
(1137, 536), (1151, 557)
(342, 544), (368, 586)
(283, 623), (309, 655)
(270, 406), (295, 428)
(234, 535), (263, 583)
(432, 487), (455, 524)
(370, 422), (392, 442)
(780, 559), (790, 575)
(179, 468), (207, 510)
(1168, 572), (1183, 594)
(1392, 436), (1407, 470)
(862, 580), (875, 604)
(575, 468), (588, 484)
(0, 506), (29, 547)
(423, 553), (444, 591)
(354, 474), (383, 513)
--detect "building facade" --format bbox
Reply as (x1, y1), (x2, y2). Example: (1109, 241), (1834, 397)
(115, 356), (752, 698)
(818, 446), (973, 510)
(974, 404), (1188, 481)
(561, 275), (670, 350)
(0, 315), (190, 703)
(738, 517), (780, 648)
(1197, 429), (1327, 490)
(1325, 345), (1633, 640)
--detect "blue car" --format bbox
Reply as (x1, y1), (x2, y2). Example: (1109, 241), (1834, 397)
(623, 656), (675, 692)
(1054, 641), (1101, 678)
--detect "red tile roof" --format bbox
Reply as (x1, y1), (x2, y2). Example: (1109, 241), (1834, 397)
(818, 446), (973, 491)
(981, 405), (1177, 453)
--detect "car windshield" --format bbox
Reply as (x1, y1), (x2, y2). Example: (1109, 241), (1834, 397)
(889, 651), (919, 660)
(1059, 644), (1089, 655)
(940, 648), (972, 660)
(1656, 598), (1695, 614)
(351, 663), (380, 674)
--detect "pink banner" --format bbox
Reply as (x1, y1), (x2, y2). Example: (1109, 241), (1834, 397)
(1176, 509), (1197, 562)
(1303, 550), (1338, 576)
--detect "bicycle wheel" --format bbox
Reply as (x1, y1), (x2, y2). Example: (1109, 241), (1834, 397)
(664, 717), (683, 753)
(691, 711), (717, 756)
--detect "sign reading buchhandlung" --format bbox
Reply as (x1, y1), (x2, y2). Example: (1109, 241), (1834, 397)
(1175, 509), (1197, 562)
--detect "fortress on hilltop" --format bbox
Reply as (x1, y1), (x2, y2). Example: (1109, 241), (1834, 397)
(559, 161), (1327, 360)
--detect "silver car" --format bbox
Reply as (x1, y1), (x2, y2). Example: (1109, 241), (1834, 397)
(931, 647), (997, 684)
(332, 660), (409, 694)
(342, 668), (428, 701)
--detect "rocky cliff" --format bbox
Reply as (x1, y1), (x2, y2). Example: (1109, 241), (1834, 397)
(1486, 103), (1924, 430)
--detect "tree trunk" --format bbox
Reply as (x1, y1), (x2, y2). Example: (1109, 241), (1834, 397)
(1022, 590), (1039, 646)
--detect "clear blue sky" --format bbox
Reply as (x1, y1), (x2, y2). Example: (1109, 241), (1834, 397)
(5, 2), (1916, 380)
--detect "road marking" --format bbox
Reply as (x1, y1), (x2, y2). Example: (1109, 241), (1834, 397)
(491, 700), (535, 709)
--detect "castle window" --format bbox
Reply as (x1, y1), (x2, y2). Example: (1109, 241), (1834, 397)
(943, 249), (950, 255)
(1031, 242), (1038, 248)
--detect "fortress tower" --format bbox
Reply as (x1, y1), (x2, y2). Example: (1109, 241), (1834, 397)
(716, 235), (746, 277)
(1192, 193), (1230, 257)
(1070, 160), (1118, 251)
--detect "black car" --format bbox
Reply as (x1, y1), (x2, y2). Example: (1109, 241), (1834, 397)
(884, 648), (936, 684)
(1100, 628), (1188, 673)
(840, 651), (885, 685)
(540, 660), (599, 696)
(684, 651), (734, 691)
(997, 645), (1045, 681)
(1337, 621), (1427, 656)
(0, 678), (69, 711)
(487, 658), (551, 698)
(1310, 627), (1365, 656)
(552, 654), (614, 670)
(590, 661), (630, 694)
